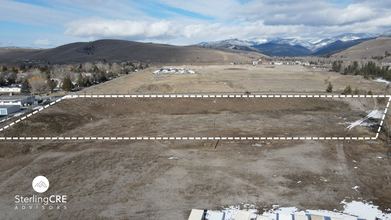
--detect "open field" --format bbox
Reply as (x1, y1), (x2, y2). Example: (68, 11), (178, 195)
(84, 65), (389, 95)
(1, 96), (391, 219)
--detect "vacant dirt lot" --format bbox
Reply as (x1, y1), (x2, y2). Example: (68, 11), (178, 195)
(0, 97), (390, 219)
(83, 65), (389, 95)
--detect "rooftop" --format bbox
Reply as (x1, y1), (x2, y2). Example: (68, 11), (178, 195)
(0, 95), (33, 101)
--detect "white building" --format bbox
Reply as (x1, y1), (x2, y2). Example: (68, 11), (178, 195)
(152, 68), (195, 75)
(0, 95), (35, 106)
(0, 87), (21, 93)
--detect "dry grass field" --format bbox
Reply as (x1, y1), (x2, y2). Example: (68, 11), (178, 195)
(333, 37), (391, 61)
(0, 96), (391, 219)
(84, 65), (389, 95)
(1, 62), (391, 219)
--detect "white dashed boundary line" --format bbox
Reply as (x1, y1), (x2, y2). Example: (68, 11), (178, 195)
(1, 94), (390, 141)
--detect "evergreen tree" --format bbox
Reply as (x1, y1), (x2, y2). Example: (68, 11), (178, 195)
(344, 85), (352, 94)
(20, 79), (31, 94)
(332, 61), (342, 72)
(368, 89), (373, 95)
(83, 76), (90, 86)
(76, 73), (84, 87)
(353, 87), (359, 95)
(1, 66), (7, 71)
(8, 72), (17, 85)
(326, 82), (333, 93)
(10, 67), (18, 74)
(62, 77), (74, 91)
(47, 79), (58, 91)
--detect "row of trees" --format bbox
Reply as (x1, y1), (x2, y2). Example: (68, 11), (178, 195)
(342, 61), (391, 81)
(20, 77), (73, 94)
(343, 85), (373, 95)
(326, 82), (373, 95)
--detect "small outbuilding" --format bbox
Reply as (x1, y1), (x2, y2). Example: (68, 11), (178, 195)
(294, 214), (308, 220)
(310, 215), (324, 220)
(0, 105), (20, 115)
(208, 211), (225, 220)
(235, 210), (251, 220)
(277, 213), (292, 220)
(188, 209), (205, 220)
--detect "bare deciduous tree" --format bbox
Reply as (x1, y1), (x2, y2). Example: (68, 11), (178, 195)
(27, 68), (42, 79)
(111, 63), (121, 73)
(30, 79), (48, 94)
(84, 62), (93, 72)
(96, 62), (105, 71)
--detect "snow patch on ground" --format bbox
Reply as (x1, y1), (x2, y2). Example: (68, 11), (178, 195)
(345, 110), (383, 130)
(32, 106), (43, 110)
(373, 77), (390, 84)
(13, 112), (25, 117)
(221, 204), (258, 220)
(352, 186), (360, 191)
(218, 200), (391, 220)
(168, 157), (179, 160)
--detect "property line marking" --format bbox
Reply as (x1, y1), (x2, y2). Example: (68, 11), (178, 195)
(1, 94), (389, 141)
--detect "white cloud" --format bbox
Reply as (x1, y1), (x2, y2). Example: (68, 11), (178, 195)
(64, 17), (177, 40)
(64, 16), (310, 42)
(3, 0), (391, 46)
(34, 39), (53, 46)
(0, 0), (80, 26)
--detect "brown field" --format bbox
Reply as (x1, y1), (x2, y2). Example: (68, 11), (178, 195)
(1, 95), (391, 219)
(84, 65), (389, 95)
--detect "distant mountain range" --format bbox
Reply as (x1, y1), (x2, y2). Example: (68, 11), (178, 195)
(199, 30), (390, 56)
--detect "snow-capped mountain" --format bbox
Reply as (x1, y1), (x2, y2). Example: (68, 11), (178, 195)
(199, 32), (388, 53)
(310, 33), (379, 52)
(200, 37), (313, 50)
(199, 38), (254, 47)
(380, 30), (391, 37)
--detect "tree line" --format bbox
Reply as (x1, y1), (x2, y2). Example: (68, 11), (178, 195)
(342, 61), (391, 80)
(1, 60), (149, 95)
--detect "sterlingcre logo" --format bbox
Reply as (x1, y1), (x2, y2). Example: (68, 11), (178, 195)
(32, 176), (49, 193)
(15, 176), (67, 210)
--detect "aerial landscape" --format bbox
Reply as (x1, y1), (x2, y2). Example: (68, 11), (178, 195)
(1, 0), (391, 220)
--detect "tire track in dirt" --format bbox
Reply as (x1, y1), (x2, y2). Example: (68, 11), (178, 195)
(336, 140), (361, 192)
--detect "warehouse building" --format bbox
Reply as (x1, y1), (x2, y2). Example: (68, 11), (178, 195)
(0, 105), (20, 115)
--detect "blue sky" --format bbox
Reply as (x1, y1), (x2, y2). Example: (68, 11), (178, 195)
(1, 0), (391, 48)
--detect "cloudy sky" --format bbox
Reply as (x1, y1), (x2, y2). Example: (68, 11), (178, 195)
(1, 0), (391, 48)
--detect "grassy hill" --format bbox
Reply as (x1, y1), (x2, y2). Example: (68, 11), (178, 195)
(0, 39), (266, 66)
(331, 37), (391, 61)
